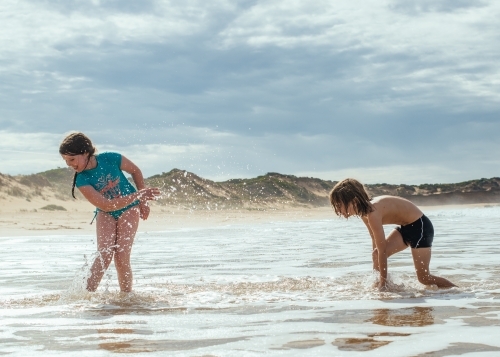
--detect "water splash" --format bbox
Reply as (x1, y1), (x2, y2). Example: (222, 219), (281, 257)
(58, 253), (94, 303)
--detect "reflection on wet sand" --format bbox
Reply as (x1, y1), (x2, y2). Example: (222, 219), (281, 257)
(11, 326), (249, 353)
(99, 341), (141, 353)
(332, 337), (390, 352)
(97, 327), (152, 352)
(368, 332), (411, 337)
(98, 337), (249, 353)
(332, 307), (434, 352)
(368, 307), (434, 327)
(332, 331), (412, 352)
(273, 338), (325, 350)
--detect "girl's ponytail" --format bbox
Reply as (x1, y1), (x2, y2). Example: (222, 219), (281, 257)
(71, 172), (78, 199)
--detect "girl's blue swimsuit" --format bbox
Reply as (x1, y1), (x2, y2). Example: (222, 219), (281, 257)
(75, 152), (139, 220)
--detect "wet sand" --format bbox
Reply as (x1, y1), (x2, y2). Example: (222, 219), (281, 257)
(2, 204), (500, 355)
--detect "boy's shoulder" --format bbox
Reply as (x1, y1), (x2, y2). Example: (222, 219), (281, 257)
(372, 194), (397, 201)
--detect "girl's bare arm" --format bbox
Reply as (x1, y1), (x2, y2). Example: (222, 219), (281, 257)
(78, 185), (159, 212)
(120, 155), (146, 190)
(120, 155), (154, 219)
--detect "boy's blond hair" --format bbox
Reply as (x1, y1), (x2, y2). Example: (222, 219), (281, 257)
(329, 178), (373, 217)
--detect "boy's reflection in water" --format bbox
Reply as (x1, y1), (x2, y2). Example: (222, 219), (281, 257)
(368, 306), (434, 327)
(333, 307), (433, 352)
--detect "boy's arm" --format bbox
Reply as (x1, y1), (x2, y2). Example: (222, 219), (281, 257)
(366, 213), (388, 289)
(362, 217), (378, 271)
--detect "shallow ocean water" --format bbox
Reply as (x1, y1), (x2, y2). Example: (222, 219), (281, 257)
(1, 206), (500, 356)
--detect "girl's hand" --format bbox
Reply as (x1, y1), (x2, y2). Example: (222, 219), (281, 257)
(138, 187), (161, 201)
(139, 202), (150, 220)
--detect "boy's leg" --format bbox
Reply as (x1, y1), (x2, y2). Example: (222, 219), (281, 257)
(114, 207), (140, 292)
(87, 212), (118, 292)
(411, 248), (456, 288)
(385, 229), (409, 257)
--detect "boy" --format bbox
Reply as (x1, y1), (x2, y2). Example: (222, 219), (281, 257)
(330, 178), (456, 291)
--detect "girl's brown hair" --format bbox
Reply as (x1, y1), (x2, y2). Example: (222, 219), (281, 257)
(329, 178), (373, 217)
(59, 132), (96, 198)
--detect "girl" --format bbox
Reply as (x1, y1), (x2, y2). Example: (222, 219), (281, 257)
(329, 178), (456, 291)
(59, 132), (160, 293)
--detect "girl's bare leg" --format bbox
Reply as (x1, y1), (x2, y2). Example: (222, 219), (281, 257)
(114, 207), (140, 292)
(411, 248), (457, 288)
(87, 212), (118, 292)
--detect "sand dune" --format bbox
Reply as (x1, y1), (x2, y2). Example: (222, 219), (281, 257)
(1, 170), (499, 236)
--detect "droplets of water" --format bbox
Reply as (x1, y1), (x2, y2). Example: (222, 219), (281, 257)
(58, 253), (93, 303)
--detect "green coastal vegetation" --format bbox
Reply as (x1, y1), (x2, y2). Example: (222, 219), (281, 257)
(40, 204), (67, 211)
(1, 168), (499, 210)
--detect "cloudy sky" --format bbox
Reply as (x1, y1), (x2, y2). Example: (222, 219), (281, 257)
(1, 0), (499, 184)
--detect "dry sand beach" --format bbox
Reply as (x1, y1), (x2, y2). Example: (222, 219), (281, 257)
(0, 198), (335, 237)
(1, 169), (499, 239)
(0, 192), (495, 237)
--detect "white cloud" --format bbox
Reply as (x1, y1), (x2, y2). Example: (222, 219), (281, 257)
(218, 0), (496, 54)
(217, 0), (500, 109)
(0, 1), (499, 184)
(296, 165), (463, 185)
(1, 126), (499, 184)
(0, 131), (63, 174)
(0, 0), (233, 69)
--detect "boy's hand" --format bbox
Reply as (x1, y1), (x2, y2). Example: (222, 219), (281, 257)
(139, 202), (150, 220)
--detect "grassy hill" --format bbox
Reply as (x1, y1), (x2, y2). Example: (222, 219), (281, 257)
(1, 167), (499, 209)
(146, 169), (335, 209)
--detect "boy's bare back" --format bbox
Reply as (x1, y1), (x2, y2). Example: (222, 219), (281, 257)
(369, 195), (423, 226)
